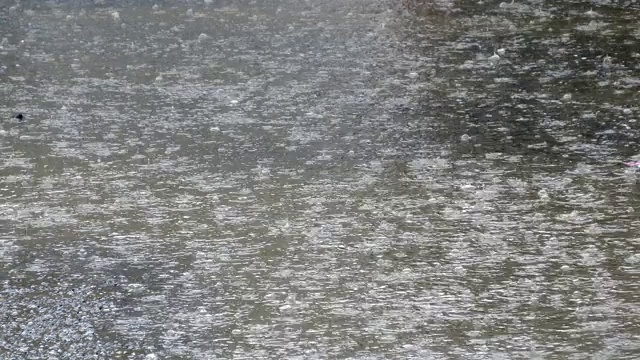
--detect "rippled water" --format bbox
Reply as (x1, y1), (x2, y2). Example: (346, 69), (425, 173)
(1, 0), (639, 358)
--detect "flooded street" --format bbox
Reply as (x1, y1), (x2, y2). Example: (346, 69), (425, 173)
(1, 0), (640, 358)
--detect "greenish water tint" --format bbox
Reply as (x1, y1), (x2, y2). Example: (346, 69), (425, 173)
(1, 0), (639, 358)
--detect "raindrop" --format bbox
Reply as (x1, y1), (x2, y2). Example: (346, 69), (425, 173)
(538, 189), (549, 201)
(585, 8), (598, 17)
(499, 0), (514, 8)
(625, 254), (640, 264)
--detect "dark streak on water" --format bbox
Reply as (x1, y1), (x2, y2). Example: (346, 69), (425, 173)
(1, 0), (640, 359)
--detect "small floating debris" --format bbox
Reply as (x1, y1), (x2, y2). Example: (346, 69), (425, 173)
(624, 160), (640, 168)
(2, 113), (25, 132)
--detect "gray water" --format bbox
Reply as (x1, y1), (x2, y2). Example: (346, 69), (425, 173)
(1, 0), (640, 358)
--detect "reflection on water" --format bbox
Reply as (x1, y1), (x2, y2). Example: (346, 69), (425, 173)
(1, 0), (639, 358)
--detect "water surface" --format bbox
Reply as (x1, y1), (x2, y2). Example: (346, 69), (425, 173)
(1, 0), (639, 358)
